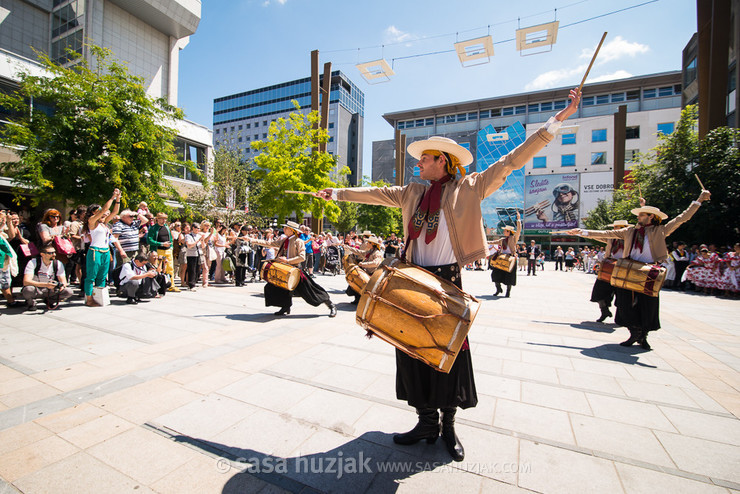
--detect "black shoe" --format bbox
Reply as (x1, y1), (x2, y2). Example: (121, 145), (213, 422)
(328, 303), (337, 317)
(620, 329), (639, 347)
(639, 331), (651, 350)
(126, 297), (138, 305)
(274, 307), (290, 316)
(393, 409), (439, 445)
(505, 287), (511, 298)
(596, 308), (612, 323)
(25, 303), (37, 311)
(8, 300), (24, 308)
(441, 408), (465, 462)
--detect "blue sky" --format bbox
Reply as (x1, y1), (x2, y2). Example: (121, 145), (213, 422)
(178, 0), (697, 178)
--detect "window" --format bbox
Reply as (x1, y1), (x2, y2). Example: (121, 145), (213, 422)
(456, 114), (467, 122)
(426, 118), (434, 126)
(238, 125), (243, 130)
(561, 154), (576, 167)
(658, 86), (674, 97)
(592, 129), (607, 142)
(532, 156), (546, 169)
(262, 133), (267, 138)
(611, 92), (625, 102)
(540, 102), (552, 112)
(626, 149), (639, 162)
(491, 108), (501, 117)
(215, 129), (220, 134)
(416, 119), (425, 126)
(328, 122), (334, 129)
(596, 94), (610, 105)
(684, 58), (697, 86)
(626, 90), (640, 101)
(230, 126), (235, 132)
(247, 123), (251, 129)
(397, 122), (405, 129)
(643, 88), (657, 99)
(515, 105), (526, 115)
(528, 104), (540, 113)
(657, 122), (675, 135)
(502, 107), (514, 116)
(582, 96), (595, 106)
(626, 126), (640, 139)
(591, 152), (607, 165)
(238, 137), (243, 142)
(254, 134), (258, 140)
(446, 115), (456, 123)
(263, 120), (267, 126)
(562, 133), (576, 145)
(553, 100), (567, 110)
(467, 112), (477, 120)
(255, 121), (259, 127)
(479, 110), (490, 118)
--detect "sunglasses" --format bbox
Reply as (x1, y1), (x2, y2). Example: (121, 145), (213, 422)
(50, 215), (61, 218)
(42, 251), (56, 255)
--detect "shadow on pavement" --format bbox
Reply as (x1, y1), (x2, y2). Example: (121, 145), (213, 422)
(172, 431), (452, 493)
(532, 319), (619, 334)
(527, 342), (657, 368)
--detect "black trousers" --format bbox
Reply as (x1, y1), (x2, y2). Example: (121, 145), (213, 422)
(186, 256), (200, 288)
(555, 258), (564, 270)
(527, 258), (537, 274)
(264, 271), (330, 309)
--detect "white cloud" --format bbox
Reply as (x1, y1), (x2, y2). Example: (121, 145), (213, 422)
(384, 25), (415, 45)
(262, 0), (287, 6)
(580, 35), (649, 63)
(525, 64), (587, 91)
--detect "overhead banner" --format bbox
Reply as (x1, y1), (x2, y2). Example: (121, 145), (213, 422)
(579, 171), (614, 227)
(523, 173), (580, 230)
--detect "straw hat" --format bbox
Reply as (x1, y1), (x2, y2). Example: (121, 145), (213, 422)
(502, 225), (516, 232)
(607, 220), (631, 227)
(366, 235), (384, 248)
(282, 220), (302, 234)
(630, 206), (668, 220)
(407, 136), (473, 166)
(361, 230), (372, 237)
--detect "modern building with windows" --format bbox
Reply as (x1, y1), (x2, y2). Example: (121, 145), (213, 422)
(372, 71), (682, 246)
(0, 0), (212, 200)
(213, 71), (364, 185)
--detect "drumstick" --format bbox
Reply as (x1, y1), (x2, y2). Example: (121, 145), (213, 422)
(578, 32), (608, 94)
(285, 190), (316, 196)
(694, 174), (705, 190)
(550, 230), (574, 235)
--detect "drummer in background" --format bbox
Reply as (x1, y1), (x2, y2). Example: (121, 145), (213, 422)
(590, 219), (630, 323)
(317, 87), (581, 462)
(565, 190), (711, 350)
(251, 220), (337, 317)
(344, 235), (384, 304)
(489, 212), (521, 298)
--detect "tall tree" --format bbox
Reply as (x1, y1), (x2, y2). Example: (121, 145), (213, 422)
(189, 146), (252, 224)
(251, 103), (348, 224)
(0, 45), (196, 209)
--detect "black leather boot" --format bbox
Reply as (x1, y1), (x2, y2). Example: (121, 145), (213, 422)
(505, 286), (511, 298)
(639, 330), (651, 350)
(596, 302), (612, 322)
(326, 301), (337, 317)
(274, 307), (290, 316)
(441, 407), (465, 461)
(620, 328), (640, 347)
(393, 409), (439, 445)
(494, 283), (502, 296)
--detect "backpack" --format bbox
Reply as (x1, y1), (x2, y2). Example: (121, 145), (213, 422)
(33, 256), (59, 282)
(110, 260), (136, 290)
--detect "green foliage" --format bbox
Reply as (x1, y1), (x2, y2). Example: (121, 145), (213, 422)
(355, 178), (403, 237)
(583, 105), (740, 245)
(333, 199), (359, 233)
(0, 45), (195, 209)
(189, 146), (250, 224)
(250, 103), (348, 224)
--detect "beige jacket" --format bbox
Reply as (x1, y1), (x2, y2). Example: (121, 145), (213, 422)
(252, 235), (305, 266)
(336, 127), (554, 266)
(357, 248), (384, 273)
(580, 201), (702, 263)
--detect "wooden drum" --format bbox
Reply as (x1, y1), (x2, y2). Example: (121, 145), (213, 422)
(597, 258), (617, 283)
(356, 258), (481, 373)
(262, 262), (301, 291)
(491, 253), (516, 272)
(346, 264), (370, 294)
(610, 258), (666, 297)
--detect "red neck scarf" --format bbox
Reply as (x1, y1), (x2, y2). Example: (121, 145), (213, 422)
(632, 226), (647, 253)
(277, 236), (290, 257)
(408, 174), (452, 244)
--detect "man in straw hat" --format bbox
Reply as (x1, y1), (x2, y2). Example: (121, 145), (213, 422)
(344, 235), (384, 304)
(316, 88), (582, 461)
(566, 190), (711, 349)
(489, 212), (521, 297)
(590, 219), (631, 323)
(251, 220), (337, 317)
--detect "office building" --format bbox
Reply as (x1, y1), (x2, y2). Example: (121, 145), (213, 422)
(372, 71), (682, 244)
(213, 71), (364, 185)
(0, 0), (212, 199)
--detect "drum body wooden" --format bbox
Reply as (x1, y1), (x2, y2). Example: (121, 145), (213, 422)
(597, 258), (617, 283)
(346, 264), (370, 294)
(610, 258), (666, 297)
(356, 259), (481, 373)
(491, 254), (516, 272)
(262, 262), (301, 291)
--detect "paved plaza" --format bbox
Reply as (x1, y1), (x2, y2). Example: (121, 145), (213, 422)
(0, 266), (738, 493)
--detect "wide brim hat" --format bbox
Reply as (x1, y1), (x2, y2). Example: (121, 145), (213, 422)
(630, 206), (668, 220)
(502, 225), (516, 232)
(361, 230), (372, 237)
(366, 235), (384, 248)
(407, 136), (473, 166)
(282, 220), (302, 234)
(607, 220), (631, 227)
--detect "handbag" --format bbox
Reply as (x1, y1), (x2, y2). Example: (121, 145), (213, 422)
(207, 245), (217, 263)
(92, 286), (110, 306)
(20, 243), (39, 257)
(53, 236), (76, 256)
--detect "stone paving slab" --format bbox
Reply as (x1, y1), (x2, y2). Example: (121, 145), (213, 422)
(0, 266), (738, 493)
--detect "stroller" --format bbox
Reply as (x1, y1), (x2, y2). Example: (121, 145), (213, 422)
(323, 245), (341, 275)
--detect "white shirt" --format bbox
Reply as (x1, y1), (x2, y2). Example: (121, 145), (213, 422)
(89, 223), (110, 248)
(630, 234), (654, 264)
(410, 210), (457, 267)
(24, 259), (64, 283)
(120, 261), (146, 285)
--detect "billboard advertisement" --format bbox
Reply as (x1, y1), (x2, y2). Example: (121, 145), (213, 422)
(523, 173), (580, 230)
(579, 172), (614, 227)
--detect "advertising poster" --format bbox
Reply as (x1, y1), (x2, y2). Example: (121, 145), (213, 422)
(579, 172), (614, 227)
(523, 173), (580, 230)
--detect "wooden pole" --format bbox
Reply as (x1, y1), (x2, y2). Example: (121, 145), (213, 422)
(578, 32), (608, 93)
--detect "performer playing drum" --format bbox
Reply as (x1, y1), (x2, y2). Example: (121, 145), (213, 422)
(489, 212), (521, 298)
(566, 190), (711, 349)
(251, 221), (337, 317)
(344, 235), (384, 304)
(591, 219), (630, 322)
(317, 87), (581, 461)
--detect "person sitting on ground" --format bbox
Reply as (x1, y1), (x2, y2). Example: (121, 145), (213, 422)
(145, 251), (171, 296)
(22, 243), (74, 310)
(119, 253), (159, 304)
